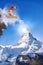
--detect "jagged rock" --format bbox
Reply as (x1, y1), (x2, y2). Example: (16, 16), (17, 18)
(0, 22), (6, 35)
(16, 53), (43, 65)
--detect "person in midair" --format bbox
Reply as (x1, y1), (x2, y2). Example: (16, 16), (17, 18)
(8, 6), (16, 16)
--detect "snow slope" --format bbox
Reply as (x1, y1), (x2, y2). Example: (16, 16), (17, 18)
(0, 29), (43, 65)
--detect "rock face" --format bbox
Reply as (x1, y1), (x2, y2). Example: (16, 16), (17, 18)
(16, 53), (43, 65)
(0, 15), (6, 35)
(0, 22), (6, 30)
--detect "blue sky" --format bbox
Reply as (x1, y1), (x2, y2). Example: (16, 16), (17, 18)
(0, 0), (43, 45)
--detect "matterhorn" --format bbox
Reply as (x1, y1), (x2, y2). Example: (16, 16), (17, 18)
(0, 28), (43, 65)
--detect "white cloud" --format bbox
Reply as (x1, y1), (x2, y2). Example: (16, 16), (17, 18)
(0, 7), (29, 35)
(0, 7), (35, 36)
(0, 8), (20, 25)
(17, 22), (29, 35)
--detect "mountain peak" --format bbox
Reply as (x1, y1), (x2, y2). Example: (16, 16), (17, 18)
(18, 28), (33, 45)
(0, 28), (43, 65)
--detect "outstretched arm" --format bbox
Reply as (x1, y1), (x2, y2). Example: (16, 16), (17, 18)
(8, 6), (16, 16)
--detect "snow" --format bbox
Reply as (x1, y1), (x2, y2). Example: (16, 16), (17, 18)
(0, 29), (43, 65)
(0, 7), (43, 65)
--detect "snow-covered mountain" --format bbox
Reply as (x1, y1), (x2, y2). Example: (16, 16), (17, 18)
(0, 29), (43, 65)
